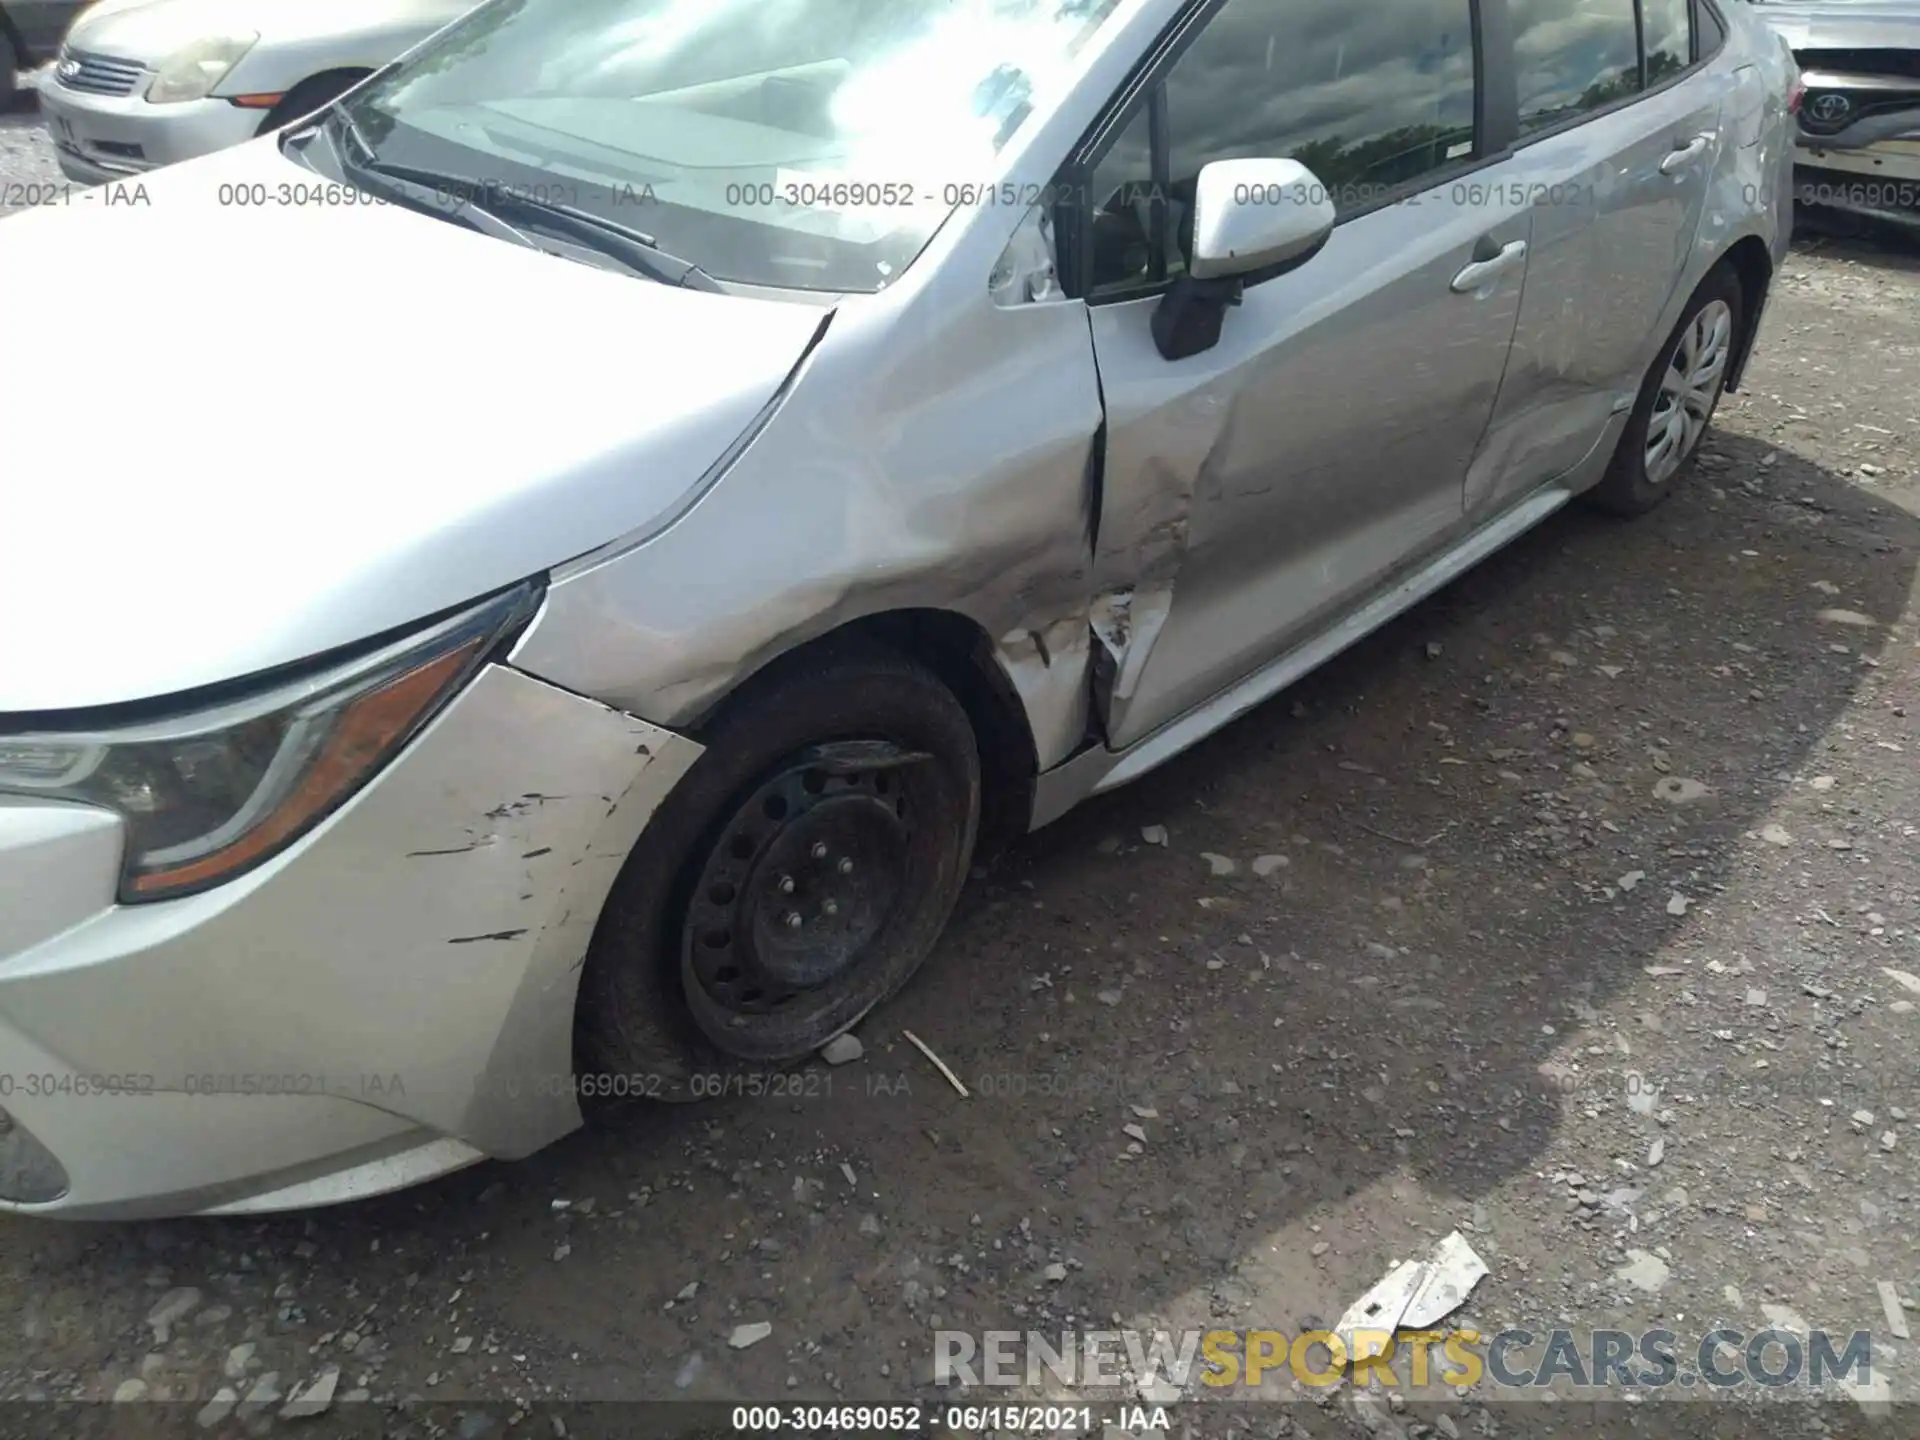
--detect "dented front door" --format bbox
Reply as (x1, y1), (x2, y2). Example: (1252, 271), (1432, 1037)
(1086, 182), (1530, 751)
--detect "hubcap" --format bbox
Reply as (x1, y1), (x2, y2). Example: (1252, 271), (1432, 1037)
(683, 758), (910, 1025)
(1644, 298), (1734, 486)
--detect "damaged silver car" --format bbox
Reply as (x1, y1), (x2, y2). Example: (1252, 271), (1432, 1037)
(1749, 0), (1920, 225)
(0, 0), (1794, 1217)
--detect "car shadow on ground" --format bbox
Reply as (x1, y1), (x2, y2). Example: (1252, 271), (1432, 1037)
(9, 426), (1915, 1429)
(1792, 205), (1920, 270)
(862, 425), (1918, 1328)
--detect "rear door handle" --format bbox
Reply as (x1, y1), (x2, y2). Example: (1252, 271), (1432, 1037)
(1660, 134), (1714, 173)
(1451, 239), (1527, 293)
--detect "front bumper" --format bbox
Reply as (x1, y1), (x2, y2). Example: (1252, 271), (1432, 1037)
(0, 664), (700, 1219)
(37, 82), (260, 185)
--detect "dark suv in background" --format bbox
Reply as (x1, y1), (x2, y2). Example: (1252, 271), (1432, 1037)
(0, 0), (90, 107)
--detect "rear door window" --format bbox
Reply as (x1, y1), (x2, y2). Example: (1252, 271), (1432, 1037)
(1511, 0), (1642, 135)
(1643, 0), (1697, 83)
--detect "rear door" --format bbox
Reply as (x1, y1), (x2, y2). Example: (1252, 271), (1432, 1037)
(1071, 0), (1534, 749)
(1468, 0), (1732, 517)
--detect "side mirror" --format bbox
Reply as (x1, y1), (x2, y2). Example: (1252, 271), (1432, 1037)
(1151, 157), (1337, 361)
(1190, 157), (1337, 279)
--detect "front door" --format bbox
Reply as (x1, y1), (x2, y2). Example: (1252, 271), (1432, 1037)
(1075, 0), (1532, 750)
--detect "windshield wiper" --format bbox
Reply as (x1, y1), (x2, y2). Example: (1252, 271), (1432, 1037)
(296, 106), (719, 291)
(357, 159), (721, 292)
(307, 103), (541, 252)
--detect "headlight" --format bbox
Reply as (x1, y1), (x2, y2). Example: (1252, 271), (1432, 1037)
(0, 583), (540, 902)
(146, 33), (258, 104)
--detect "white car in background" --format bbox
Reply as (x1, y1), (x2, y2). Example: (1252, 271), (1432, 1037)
(1747, 0), (1920, 228)
(38, 0), (472, 185)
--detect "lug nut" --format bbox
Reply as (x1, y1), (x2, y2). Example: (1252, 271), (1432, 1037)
(777, 874), (796, 895)
(784, 912), (803, 930)
(822, 899), (839, 917)
(837, 857), (854, 876)
(810, 841), (829, 861)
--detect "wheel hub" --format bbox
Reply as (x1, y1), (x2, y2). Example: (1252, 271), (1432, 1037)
(684, 761), (910, 1018)
(747, 796), (904, 989)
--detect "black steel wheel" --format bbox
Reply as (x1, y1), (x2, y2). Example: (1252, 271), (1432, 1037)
(681, 743), (939, 1060)
(576, 645), (981, 1101)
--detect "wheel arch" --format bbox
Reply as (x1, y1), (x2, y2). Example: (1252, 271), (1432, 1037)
(568, 609), (1027, 1093)
(684, 608), (1042, 857)
(1717, 233), (1774, 394)
(255, 67), (374, 134)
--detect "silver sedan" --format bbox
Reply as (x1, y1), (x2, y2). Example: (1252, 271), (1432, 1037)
(0, 0), (1796, 1218)
(34, 0), (472, 185)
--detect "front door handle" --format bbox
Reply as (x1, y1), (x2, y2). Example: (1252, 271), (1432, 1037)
(1451, 239), (1527, 293)
(1660, 134), (1714, 174)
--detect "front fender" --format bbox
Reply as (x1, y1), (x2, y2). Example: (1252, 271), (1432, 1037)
(214, 4), (469, 98)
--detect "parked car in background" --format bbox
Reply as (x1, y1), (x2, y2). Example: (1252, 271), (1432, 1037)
(0, 0), (90, 106)
(37, 0), (472, 184)
(1748, 0), (1920, 226)
(0, 0), (1794, 1218)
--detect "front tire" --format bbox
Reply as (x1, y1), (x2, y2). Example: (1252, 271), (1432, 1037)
(575, 645), (981, 1104)
(1586, 265), (1743, 517)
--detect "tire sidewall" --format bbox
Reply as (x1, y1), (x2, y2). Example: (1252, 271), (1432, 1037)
(1600, 266), (1745, 513)
(576, 648), (980, 1106)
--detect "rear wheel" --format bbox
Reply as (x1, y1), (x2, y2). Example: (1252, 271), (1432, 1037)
(1585, 265), (1743, 517)
(575, 645), (981, 1104)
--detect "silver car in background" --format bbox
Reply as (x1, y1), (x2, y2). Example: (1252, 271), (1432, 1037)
(1748, 0), (1920, 226)
(37, 0), (471, 185)
(0, 0), (1794, 1218)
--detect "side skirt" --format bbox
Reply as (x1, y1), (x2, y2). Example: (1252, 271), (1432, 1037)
(1028, 480), (1578, 829)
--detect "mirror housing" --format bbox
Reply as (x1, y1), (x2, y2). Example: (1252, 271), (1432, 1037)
(1151, 158), (1337, 362)
(1189, 157), (1336, 280)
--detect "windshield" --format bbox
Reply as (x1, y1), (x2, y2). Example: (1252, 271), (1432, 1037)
(341, 0), (1124, 293)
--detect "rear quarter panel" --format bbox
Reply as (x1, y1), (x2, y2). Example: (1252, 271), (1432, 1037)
(1638, 3), (1796, 392)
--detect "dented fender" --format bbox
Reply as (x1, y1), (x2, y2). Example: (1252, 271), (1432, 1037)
(510, 262), (1116, 778)
(0, 664), (703, 1176)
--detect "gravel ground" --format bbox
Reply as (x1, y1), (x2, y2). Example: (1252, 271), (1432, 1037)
(0, 76), (59, 210)
(3, 91), (1920, 1440)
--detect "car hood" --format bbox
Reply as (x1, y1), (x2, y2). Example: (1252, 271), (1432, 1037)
(0, 138), (828, 715)
(1749, 2), (1920, 51)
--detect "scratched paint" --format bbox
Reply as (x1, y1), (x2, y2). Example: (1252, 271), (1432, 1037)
(0, 665), (704, 1181)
